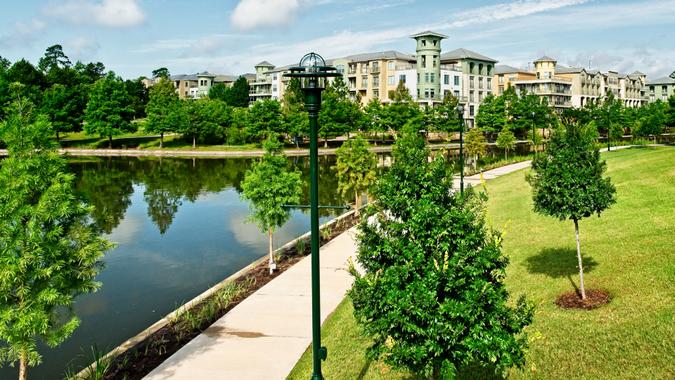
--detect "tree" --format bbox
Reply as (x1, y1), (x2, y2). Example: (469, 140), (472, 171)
(433, 93), (462, 137)
(496, 126), (516, 159)
(152, 67), (170, 79)
(41, 84), (87, 139)
(281, 77), (308, 147)
(208, 83), (229, 102)
(667, 94), (675, 130)
(349, 125), (533, 379)
(319, 76), (362, 146)
(240, 136), (303, 273)
(84, 72), (134, 148)
(333, 135), (377, 216)
(0, 91), (112, 380)
(74, 61), (106, 84)
(145, 77), (180, 148)
(224, 76), (250, 107)
(125, 78), (149, 119)
(465, 127), (487, 170)
(526, 123), (616, 300)
(248, 99), (283, 140)
(183, 98), (230, 147)
(363, 98), (386, 143)
(595, 91), (624, 149)
(383, 81), (421, 133)
(37, 44), (72, 73)
(633, 100), (667, 140)
(475, 93), (506, 136)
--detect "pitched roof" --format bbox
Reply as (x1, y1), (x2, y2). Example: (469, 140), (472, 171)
(255, 61), (274, 67)
(341, 50), (415, 62)
(646, 76), (675, 85)
(494, 64), (531, 74)
(631, 70), (645, 76)
(197, 71), (216, 77)
(410, 30), (448, 39)
(170, 74), (198, 81)
(555, 65), (583, 74)
(534, 55), (557, 63)
(214, 74), (237, 82)
(441, 48), (497, 63)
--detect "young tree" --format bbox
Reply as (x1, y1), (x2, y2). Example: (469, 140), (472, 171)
(240, 136), (303, 273)
(333, 135), (377, 216)
(383, 81), (421, 133)
(349, 125), (533, 379)
(145, 77), (180, 148)
(496, 125), (516, 159)
(84, 72), (134, 148)
(363, 98), (386, 143)
(281, 77), (308, 148)
(475, 93), (506, 136)
(595, 91), (624, 150)
(526, 123), (616, 300)
(465, 127), (487, 170)
(225, 76), (251, 107)
(0, 91), (113, 380)
(433, 93), (462, 139)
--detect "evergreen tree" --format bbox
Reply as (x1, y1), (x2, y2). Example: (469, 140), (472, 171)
(526, 122), (616, 300)
(241, 135), (303, 273)
(0, 90), (113, 380)
(333, 135), (377, 216)
(151, 67), (170, 79)
(225, 76), (251, 107)
(145, 77), (180, 148)
(349, 125), (533, 379)
(84, 72), (134, 148)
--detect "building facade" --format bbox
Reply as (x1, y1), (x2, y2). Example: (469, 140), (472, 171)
(646, 72), (675, 102)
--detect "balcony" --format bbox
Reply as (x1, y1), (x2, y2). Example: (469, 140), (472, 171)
(371, 65), (380, 74)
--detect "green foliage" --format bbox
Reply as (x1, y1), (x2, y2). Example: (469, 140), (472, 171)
(319, 76), (362, 144)
(475, 93), (506, 134)
(0, 93), (113, 375)
(362, 98), (386, 135)
(41, 84), (87, 138)
(145, 77), (181, 143)
(281, 77), (308, 146)
(349, 127), (533, 378)
(248, 99), (283, 140)
(208, 83), (229, 102)
(465, 127), (487, 160)
(668, 94), (675, 129)
(633, 100), (667, 138)
(183, 98), (231, 145)
(432, 93), (462, 134)
(124, 78), (149, 119)
(224, 76), (251, 108)
(383, 81), (421, 132)
(240, 135), (303, 233)
(37, 45), (72, 73)
(152, 67), (170, 79)
(333, 135), (377, 214)
(527, 123), (616, 222)
(84, 72), (134, 146)
(496, 126), (516, 158)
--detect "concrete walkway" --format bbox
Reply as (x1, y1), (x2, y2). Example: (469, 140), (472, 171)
(144, 229), (358, 380)
(143, 147), (635, 379)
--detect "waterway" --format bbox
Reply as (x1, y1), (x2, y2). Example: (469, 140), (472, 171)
(0, 155), (348, 379)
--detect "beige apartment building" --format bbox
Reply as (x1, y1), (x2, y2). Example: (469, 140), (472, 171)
(494, 65), (535, 95)
(510, 56), (572, 112)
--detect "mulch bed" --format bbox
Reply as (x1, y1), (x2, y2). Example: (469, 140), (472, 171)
(555, 289), (611, 310)
(94, 213), (358, 380)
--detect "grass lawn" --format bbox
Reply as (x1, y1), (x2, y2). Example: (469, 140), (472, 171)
(288, 146), (675, 380)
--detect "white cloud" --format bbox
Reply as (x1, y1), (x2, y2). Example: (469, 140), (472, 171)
(66, 36), (100, 61)
(230, 0), (300, 30)
(0, 19), (47, 48)
(45, 0), (145, 27)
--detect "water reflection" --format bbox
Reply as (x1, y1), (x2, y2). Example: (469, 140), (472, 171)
(1, 156), (347, 379)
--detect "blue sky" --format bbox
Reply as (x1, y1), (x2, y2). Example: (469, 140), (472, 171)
(1, 0), (673, 80)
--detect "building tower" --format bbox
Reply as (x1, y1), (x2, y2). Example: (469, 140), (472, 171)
(410, 31), (447, 102)
(533, 56), (557, 80)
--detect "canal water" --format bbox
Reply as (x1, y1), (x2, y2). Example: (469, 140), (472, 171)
(0, 155), (348, 379)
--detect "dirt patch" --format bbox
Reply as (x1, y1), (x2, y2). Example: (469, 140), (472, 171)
(89, 213), (358, 380)
(555, 289), (610, 310)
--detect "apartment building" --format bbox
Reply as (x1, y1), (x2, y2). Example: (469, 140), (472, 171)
(160, 72), (237, 99)
(510, 56), (572, 112)
(493, 65), (535, 95)
(646, 72), (675, 102)
(555, 66), (603, 108)
(249, 61), (275, 102)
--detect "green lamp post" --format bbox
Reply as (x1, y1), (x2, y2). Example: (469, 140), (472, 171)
(530, 111), (536, 156)
(456, 104), (465, 196)
(284, 53), (340, 380)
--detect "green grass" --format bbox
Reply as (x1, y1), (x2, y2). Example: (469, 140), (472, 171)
(288, 146), (675, 380)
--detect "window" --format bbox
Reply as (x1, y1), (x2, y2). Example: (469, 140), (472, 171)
(487, 65), (492, 76)
(487, 78), (492, 90)
(433, 55), (437, 68)
(422, 40), (426, 46)
(388, 61), (395, 70)
(272, 85), (277, 92)
(430, 89), (435, 98)
(362, 76), (368, 88)
(424, 90), (429, 99)
(479, 64), (483, 75)
(336, 65), (345, 74)
(498, 85), (504, 93)
(422, 55), (427, 68)
(425, 73), (430, 83)
(469, 76), (474, 89)
(479, 91), (483, 102)
(454, 90), (459, 98)
(388, 75), (395, 85)
(433, 40), (437, 46)
(469, 90), (474, 102)
(417, 73), (420, 82)
(454, 76), (460, 86)
(373, 89), (379, 99)
(372, 62), (379, 72)
(444, 74), (449, 85)
(399, 74), (406, 84)
(373, 77), (380, 87)
(273, 74), (277, 80)
(430, 73), (435, 83)
(469, 105), (475, 116)
(498, 75), (504, 84)
(417, 89), (420, 98)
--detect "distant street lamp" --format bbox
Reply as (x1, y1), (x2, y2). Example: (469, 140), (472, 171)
(456, 104), (465, 196)
(284, 53), (340, 380)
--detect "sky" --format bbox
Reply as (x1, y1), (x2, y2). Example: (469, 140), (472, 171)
(0, 0), (674, 80)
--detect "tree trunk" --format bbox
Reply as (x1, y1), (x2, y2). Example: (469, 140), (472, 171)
(108, 135), (113, 149)
(160, 132), (164, 149)
(574, 218), (586, 300)
(56, 130), (60, 141)
(324, 137), (328, 148)
(268, 229), (275, 274)
(505, 148), (508, 160)
(354, 190), (360, 217)
(19, 353), (27, 380)
(192, 135), (196, 149)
